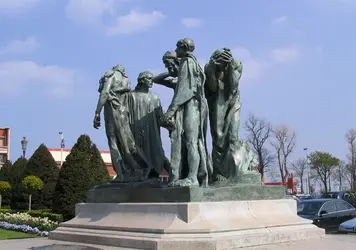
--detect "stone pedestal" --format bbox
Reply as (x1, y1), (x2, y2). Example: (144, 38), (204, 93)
(49, 198), (324, 249)
(87, 184), (285, 203)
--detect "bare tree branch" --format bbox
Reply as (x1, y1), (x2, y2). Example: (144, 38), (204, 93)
(270, 125), (296, 184)
(244, 113), (274, 178)
(332, 161), (351, 191)
(291, 158), (307, 193)
(345, 128), (356, 190)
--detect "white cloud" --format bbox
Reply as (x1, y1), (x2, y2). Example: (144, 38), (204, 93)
(271, 15), (288, 25)
(0, 36), (38, 55)
(231, 47), (266, 81)
(106, 10), (166, 35)
(66, 0), (166, 36)
(0, 61), (81, 97)
(0, 0), (41, 13)
(65, 0), (115, 27)
(181, 18), (204, 28)
(271, 45), (300, 63)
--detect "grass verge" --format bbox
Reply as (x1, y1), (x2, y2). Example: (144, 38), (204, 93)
(0, 228), (37, 240)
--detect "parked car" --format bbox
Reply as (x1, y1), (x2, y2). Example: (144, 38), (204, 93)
(297, 199), (356, 232)
(339, 217), (356, 233)
(321, 191), (356, 207)
(297, 194), (313, 200)
(285, 195), (300, 203)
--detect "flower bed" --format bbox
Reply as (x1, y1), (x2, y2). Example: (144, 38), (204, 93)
(0, 221), (49, 236)
(0, 212), (58, 232)
(0, 209), (63, 223)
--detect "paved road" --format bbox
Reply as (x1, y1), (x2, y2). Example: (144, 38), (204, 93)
(247, 234), (356, 250)
(0, 235), (356, 249)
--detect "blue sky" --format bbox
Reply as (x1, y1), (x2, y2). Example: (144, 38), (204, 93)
(2, 0), (356, 180)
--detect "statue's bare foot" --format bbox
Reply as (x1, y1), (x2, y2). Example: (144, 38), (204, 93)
(168, 179), (179, 187)
(215, 174), (227, 182)
(169, 178), (199, 187)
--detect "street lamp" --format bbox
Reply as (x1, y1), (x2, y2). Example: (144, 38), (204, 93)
(303, 148), (310, 194)
(59, 132), (65, 166)
(21, 137), (28, 159)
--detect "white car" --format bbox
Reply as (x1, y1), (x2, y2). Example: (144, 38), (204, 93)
(339, 217), (356, 233)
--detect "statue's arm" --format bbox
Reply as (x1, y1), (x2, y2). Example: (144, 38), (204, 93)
(204, 63), (218, 93)
(95, 74), (117, 115)
(156, 99), (164, 125)
(227, 60), (243, 94)
(165, 59), (192, 118)
(153, 72), (176, 89)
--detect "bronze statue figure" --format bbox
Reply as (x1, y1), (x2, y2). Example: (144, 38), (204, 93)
(128, 71), (170, 179)
(93, 65), (152, 182)
(92, 41), (259, 188)
(161, 38), (212, 187)
(204, 48), (258, 183)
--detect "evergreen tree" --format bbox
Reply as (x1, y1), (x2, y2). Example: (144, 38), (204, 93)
(24, 144), (59, 209)
(89, 144), (110, 183)
(10, 157), (28, 210)
(0, 161), (13, 207)
(53, 134), (109, 220)
(0, 160), (12, 181)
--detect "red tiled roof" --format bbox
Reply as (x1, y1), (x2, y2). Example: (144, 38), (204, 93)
(107, 166), (116, 176)
(264, 181), (298, 185)
(160, 169), (168, 177)
(48, 148), (110, 154)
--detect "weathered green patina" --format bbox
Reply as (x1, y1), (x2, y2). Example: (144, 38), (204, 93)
(160, 38), (212, 188)
(204, 48), (259, 185)
(94, 66), (156, 182)
(88, 183), (284, 203)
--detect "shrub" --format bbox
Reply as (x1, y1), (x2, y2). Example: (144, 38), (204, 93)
(53, 134), (110, 220)
(0, 208), (12, 214)
(27, 210), (63, 223)
(22, 176), (44, 211)
(24, 144), (59, 210)
(0, 160), (12, 182)
(10, 157), (28, 210)
(0, 181), (11, 209)
(0, 209), (63, 223)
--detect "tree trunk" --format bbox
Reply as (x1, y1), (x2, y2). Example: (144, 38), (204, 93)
(258, 152), (264, 179)
(328, 176), (331, 191)
(300, 179), (304, 194)
(0, 194), (2, 209)
(323, 180), (328, 194)
(339, 166), (342, 191)
(279, 168), (284, 185)
(28, 194), (32, 211)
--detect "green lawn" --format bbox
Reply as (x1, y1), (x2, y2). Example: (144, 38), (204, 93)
(0, 228), (37, 240)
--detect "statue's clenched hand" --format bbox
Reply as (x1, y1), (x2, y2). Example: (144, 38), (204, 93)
(93, 113), (101, 129)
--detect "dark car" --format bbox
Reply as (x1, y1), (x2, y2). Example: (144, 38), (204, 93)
(297, 199), (356, 232)
(297, 194), (313, 201)
(321, 191), (356, 207)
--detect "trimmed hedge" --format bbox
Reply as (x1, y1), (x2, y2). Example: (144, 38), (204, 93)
(0, 208), (11, 213)
(27, 210), (63, 223)
(0, 209), (63, 223)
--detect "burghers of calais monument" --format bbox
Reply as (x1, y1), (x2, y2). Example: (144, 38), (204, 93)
(49, 38), (324, 249)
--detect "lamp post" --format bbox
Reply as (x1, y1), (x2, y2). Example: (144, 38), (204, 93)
(303, 148), (310, 194)
(59, 132), (65, 166)
(21, 137), (28, 159)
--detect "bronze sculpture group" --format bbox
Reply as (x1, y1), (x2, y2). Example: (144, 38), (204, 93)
(93, 38), (259, 187)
